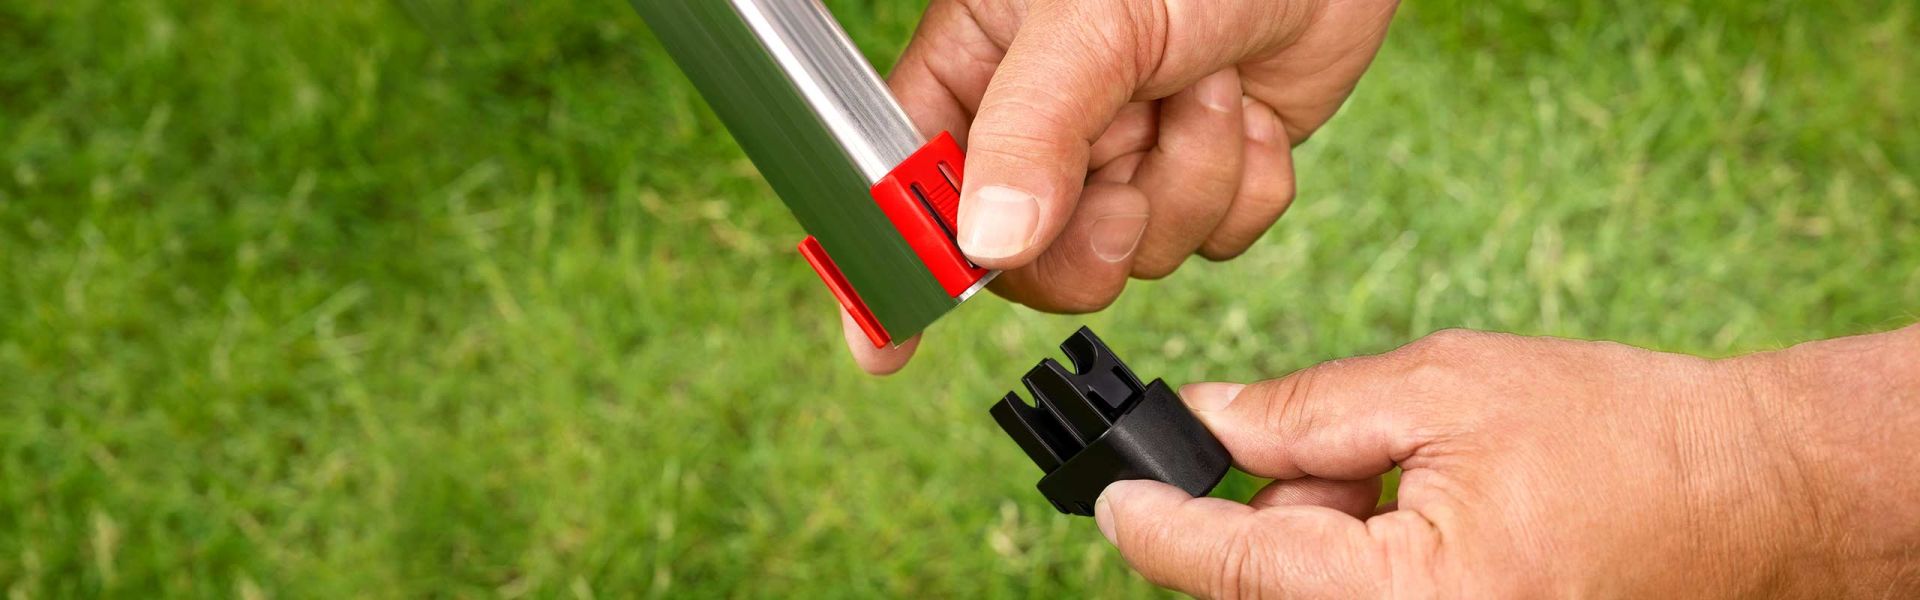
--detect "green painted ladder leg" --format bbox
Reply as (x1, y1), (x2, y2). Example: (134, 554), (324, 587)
(632, 0), (990, 343)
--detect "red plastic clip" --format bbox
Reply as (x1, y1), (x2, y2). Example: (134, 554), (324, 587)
(798, 132), (989, 348)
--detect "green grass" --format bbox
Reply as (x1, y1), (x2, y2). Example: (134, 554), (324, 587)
(2, 0), (1916, 597)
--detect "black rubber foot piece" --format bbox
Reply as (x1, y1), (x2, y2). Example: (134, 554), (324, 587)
(990, 326), (1232, 516)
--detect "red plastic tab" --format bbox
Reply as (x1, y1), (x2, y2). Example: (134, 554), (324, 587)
(868, 132), (989, 297)
(799, 236), (890, 348)
(796, 131), (986, 348)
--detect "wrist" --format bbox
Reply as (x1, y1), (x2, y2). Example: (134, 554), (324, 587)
(1724, 324), (1920, 596)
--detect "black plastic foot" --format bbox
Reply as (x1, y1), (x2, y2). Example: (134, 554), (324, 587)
(989, 327), (1232, 516)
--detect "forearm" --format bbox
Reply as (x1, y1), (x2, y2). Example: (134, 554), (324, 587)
(1736, 323), (1920, 595)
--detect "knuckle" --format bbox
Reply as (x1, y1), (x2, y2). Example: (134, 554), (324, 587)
(1424, 327), (1487, 346)
(1128, 251), (1184, 279)
(1403, 328), (1490, 360)
(1285, 122), (1319, 146)
(1128, 258), (1172, 279)
(1128, 0), (1173, 83)
(1209, 523), (1269, 600)
(976, 76), (1092, 140)
(1131, 519), (1194, 589)
(1198, 228), (1261, 261)
(1034, 0), (1163, 84)
(1399, 358), (1452, 389)
(1032, 282), (1119, 314)
(1365, 511), (1446, 594)
(1194, 246), (1244, 261)
(972, 101), (1077, 153)
(1149, 139), (1242, 186)
(1088, 0), (1163, 53)
(1238, 174), (1298, 221)
(1388, 330), (1493, 389)
(1255, 368), (1320, 440)
(1197, 186), (1293, 261)
(1089, 109), (1157, 163)
(1005, 256), (1123, 314)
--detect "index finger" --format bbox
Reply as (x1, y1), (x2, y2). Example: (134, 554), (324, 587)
(840, 308), (919, 375)
(1177, 332), (1473, 481)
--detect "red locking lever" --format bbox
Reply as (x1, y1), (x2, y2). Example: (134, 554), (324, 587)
(798, 132), (991, 348)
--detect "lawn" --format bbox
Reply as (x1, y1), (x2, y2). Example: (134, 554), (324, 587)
(2, 0), (1916, 597)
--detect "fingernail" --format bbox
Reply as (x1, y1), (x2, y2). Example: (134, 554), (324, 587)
(959, 185), (1040, 260)
(1242, 98), (1277, 143)
(1094, 488), (1119, 545)
(1089, 213), (1148, 262)
(1179, 382), (1245, 412)
(1198, 71), (1239, 113)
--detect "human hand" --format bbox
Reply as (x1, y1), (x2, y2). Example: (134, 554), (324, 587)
(1095, 326), (1920, 597)
(846, 0), (1401, 374)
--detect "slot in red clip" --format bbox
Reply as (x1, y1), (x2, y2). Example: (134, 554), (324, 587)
(797, 132), (989, 348)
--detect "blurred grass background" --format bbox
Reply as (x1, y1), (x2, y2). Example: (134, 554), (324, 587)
(2, 0), (1916, 596)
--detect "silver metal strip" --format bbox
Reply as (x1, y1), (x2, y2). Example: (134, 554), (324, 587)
(956, 270), (999, 302)
(730, 0), (924, 184)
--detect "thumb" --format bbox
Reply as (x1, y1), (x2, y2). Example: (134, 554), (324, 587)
(957, 0), (1327, 268)
(1095, 480), (1388, 598)
(953, 0), (1136, 267)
